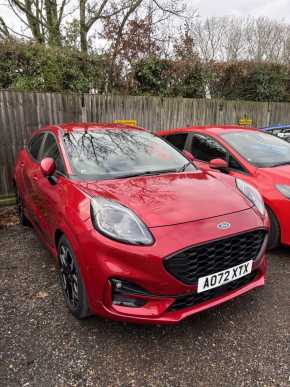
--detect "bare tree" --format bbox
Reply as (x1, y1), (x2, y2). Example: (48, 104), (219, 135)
(191, 17), (226, 62)
(222, 17), (245, 61)
(98, 0), (192, 86)
(0, 0), (73, 46)
(189, 15), (290, 64)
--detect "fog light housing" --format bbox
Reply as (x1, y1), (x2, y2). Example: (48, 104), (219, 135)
(110, 279), (150, 308)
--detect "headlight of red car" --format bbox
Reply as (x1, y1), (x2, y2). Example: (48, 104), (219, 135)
(236, 178), (265, 216)
(90, 197), (154, 245)
(276, 184), (290, 199)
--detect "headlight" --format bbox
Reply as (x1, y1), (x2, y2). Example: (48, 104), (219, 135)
(236, 178), (265, 216)
(276, 184), (290, 199)
(90, 197), (154, 245)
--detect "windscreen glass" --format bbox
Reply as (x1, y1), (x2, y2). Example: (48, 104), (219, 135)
(222, 131), (290, 168)
(63, 129), (195, 179)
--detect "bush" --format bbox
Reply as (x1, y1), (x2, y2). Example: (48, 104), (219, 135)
(209, 62), (290, 102)
(132, 57), (207, 98)
(1, 39), (290, 102)
(0, 40), (109, 93)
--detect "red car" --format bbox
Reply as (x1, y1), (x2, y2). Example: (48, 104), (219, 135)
(14, 123), (268, 324)
(158, 125), (290, 249)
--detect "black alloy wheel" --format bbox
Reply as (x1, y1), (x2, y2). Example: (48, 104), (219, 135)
(58, 236), (91, 319)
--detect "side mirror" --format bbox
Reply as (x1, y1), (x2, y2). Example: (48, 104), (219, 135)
(40, 157), (56, 177)
(209, 158), (229, 171)
(182, 150), (195, 161)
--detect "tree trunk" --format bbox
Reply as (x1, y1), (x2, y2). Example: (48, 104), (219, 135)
(45, 0), (62, 46)
(80, 0), (88, 52)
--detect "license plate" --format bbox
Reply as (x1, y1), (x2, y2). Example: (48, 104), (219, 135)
(197, 260), (253, 293)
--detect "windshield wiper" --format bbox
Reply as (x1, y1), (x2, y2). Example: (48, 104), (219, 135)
(113, 169), (179, 179)
(177, 161), (192, 172)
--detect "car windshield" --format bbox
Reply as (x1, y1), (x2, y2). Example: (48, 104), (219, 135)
(221, 131), (290, 168)
(62, 129), (195, 179)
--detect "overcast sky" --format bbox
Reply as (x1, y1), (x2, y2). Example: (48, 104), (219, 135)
(1, 0), (290, 33)
(193, 0), (290, 22)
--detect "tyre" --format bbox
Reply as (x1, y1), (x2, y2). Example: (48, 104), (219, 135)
(15, 187), (30, 226)
(266, 206), (280, 250)
(58, 235), (91, 319)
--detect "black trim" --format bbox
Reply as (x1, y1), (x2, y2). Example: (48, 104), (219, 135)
(168, 271), (258, 311)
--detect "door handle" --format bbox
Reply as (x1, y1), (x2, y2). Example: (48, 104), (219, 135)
(32, 175), (38, 182)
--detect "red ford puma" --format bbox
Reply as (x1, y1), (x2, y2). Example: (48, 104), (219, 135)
(14, 123), (268, 324)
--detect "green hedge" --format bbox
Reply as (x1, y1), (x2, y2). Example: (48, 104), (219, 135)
(1, 40), (290, 102)
(0, 40), (108, 93)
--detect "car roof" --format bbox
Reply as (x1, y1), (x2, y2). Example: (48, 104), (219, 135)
(37, 122), (146, 135)
(158, 125), (258, 136)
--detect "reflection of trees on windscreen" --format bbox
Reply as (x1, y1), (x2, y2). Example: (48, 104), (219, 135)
(64, 130), (152, 166)
(62, 129), (184, 177)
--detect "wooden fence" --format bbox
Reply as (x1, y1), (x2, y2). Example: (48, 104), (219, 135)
(1, 89), (290, 196)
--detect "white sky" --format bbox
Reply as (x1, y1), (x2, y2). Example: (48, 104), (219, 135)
(193, 0), (290, 22)
(1, 0), (290, 34)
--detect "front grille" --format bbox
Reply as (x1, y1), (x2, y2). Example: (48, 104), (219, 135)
(164, 230), (266, 285)
(168, 271), (258, 311)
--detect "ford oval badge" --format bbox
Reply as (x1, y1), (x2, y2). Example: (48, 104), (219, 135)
(217, 222), (231, 230)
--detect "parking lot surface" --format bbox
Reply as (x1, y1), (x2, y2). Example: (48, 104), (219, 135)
(0, 209), (289, 386)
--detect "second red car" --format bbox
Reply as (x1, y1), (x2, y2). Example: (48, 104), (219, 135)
(159, 126), (290, 249)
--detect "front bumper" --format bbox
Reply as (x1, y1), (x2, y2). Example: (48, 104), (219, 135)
(81, 208), (268, 324)
(102, 260), (266, 324)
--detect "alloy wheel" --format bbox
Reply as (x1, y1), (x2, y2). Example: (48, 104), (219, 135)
(59, 245), (79, 308)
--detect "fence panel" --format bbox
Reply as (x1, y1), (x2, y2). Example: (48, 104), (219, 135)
(0, 91), (82, 195)
(1, 90), (290, 196)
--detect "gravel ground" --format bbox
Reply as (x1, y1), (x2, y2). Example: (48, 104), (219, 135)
(0, 209), (289, 386)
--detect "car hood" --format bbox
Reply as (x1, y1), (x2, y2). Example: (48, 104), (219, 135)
(77, 171), (252, 227)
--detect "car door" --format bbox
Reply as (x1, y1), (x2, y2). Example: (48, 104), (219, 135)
(21, 132), (46, 223)
(32, 132), (67, 247)
(188, 132), (253, 182)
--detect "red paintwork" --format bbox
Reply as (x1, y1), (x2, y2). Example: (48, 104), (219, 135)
(40, 157), (56, 176)
(14, 123), (268, 324)
(159, 125), (290, 246)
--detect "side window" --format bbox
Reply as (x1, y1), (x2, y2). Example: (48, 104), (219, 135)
(41, 133), (65, 174)
(165, 133), (188, 150)
(191, 134), (227, 162)
(191, 133), (246, 172)
(28, 133), (45, 160)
